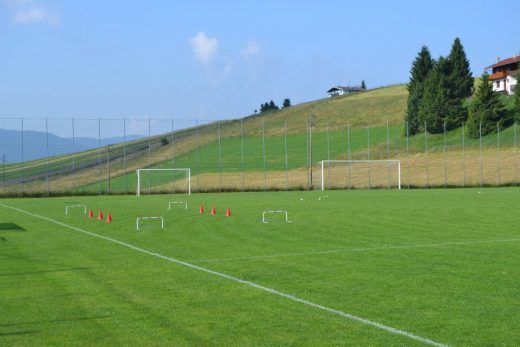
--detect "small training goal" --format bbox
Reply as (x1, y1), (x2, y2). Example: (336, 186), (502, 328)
(318, 160), (401, 190)
(136, 168), (191, 196)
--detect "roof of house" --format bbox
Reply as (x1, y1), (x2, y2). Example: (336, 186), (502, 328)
(327, 86), (365, 93)
(485, 56), (520, 69)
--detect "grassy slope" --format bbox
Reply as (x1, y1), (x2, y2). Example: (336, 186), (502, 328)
(1, 189), (519, 345)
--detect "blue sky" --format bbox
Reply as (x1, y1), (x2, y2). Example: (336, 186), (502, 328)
(1, 0), (519, 126)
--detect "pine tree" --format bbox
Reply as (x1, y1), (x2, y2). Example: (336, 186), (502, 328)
(405, 46), (434, 135)
(282, 98), (291, 108)
(361, 80), (366, 89)
(467, 73), (506, 138)
(420, 57), (466, 133)
(448, 37), (473, 99)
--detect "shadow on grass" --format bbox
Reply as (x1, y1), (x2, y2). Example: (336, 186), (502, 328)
(0, 315), (110, 327)
(0, 267), (90, 277)
(0, 330), (38, 336)
(0, 223), (26, 232)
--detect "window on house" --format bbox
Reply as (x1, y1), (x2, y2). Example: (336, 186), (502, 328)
(496, 81), (501, 89)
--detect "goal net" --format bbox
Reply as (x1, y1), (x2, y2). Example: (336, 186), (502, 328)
(136, 168), (191, 196)
(318, 160), (401, 190)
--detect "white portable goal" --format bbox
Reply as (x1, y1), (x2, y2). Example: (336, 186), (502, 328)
(136, 216), (164, 231)
(65, 204), (87, 215)
(168, 201), (188, 211)
(262, 210), (292, 223)
(136, 168), (191, 196)
(318, 160), (401, 190)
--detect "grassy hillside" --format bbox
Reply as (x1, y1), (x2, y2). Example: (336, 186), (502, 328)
(2, 85), (519, 195)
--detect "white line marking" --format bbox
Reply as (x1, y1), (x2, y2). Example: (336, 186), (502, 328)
(187, 238), (520, 263)
(0, 202), (447, 347)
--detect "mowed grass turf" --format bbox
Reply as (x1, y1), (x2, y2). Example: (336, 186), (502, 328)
(1, 188), (519, 345)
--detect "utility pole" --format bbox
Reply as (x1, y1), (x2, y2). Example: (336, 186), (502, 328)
(307, 115), (316, 189)
(2, 155), (7, 192)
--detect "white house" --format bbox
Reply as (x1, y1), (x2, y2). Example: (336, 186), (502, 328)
(327, 86), (366, 97)
(485, 55), (519, 95)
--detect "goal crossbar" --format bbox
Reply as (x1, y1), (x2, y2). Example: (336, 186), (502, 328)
(136, 168), (191, 196)
(319, 160), (401, 191)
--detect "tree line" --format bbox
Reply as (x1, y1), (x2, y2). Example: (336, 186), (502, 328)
(405, 38), (520, 139)
(256, 98), (291, 114)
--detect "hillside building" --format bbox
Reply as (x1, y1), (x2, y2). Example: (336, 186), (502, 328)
(327, 85), (366, 97)
(485, 55), (519, 95)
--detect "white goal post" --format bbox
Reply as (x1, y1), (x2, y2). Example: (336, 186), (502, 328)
(319, 160), (401, 190)
(136, 168), (191, 196)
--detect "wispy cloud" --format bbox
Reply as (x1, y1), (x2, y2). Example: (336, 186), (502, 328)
(241, 41), (261, 60)
(189, 32), (219, 65)
(3, 0), (60, 26)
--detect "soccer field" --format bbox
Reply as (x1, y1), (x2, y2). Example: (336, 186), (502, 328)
(1, 189), (519, 345)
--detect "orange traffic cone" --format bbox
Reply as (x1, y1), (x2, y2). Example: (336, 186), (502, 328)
(199, 205), (204, 214)
(211, 206), (216, 215)
(88, 209), (93, 218)
(97, 209), (103, 220)
(106, 212), (112, 223)
(225, 208), (231, 217)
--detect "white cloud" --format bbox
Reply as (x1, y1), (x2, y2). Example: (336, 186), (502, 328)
(3, 0), (60, 26)
(241, 41), (261, 59)
(189, 32), (219, 65)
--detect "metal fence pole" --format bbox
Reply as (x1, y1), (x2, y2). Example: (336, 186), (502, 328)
(479, 122), (483, 188)
(195, 120), (200, 191)
(284, 119), (289, 191)
(462, 122), (466, 187)
(20, 117), (23, 196)
(241, 119), (245, 191)
(367, 123), (371, 190)
(497, 122), (501, 186)
(72, 118), (76, 193)
(515, 122), (518, 186)
(107, 144), (111, 194)
(45, 117), (50, 196)
(262, 120), (267, 192)
(424, 121), (429, 188)
(171, 119), (176, 192)
(218, 122), (222, 192)
(98, 117), (102, 195)
(406, 121), (410, 189)
(326, 122), (330, 190)
(123, 118), (127, 194)
(148, 118), (151, 194)
(443, 122), (447, 187)
(386, 120), (390, 189)
(347, 123), (351, 190)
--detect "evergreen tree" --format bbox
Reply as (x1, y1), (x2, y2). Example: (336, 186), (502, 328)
(269, 100), (279, 110)
(447, 37), (473, 99)
(282, 98), (291, 108)
(405, 46), (434, 135)
(361, 80), (366, 89)
(467, 73), (506, 138)
(420, 57), (466, 133)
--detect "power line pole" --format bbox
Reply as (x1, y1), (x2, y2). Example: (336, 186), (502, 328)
(2, 155), (7, 193)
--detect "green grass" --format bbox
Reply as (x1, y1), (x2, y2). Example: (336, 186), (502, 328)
(1, 189), (519, 345)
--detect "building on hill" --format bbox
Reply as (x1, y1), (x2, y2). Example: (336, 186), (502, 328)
(485, 55), (519, 95)
(326, 85), (366, 97)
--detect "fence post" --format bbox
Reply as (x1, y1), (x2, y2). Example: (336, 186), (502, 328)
(262, 120), (267, 192)
(479, 122), (483, 188)
(107, 144), (111, 194)
(148, 118), (151, 194)
(462, 122), (466, 187)
(367, 123), (371, 190)
(45, 117), (50, 197)
(284, 119), (289, 191)
(171, 119), (176, 192)
(218, 122), (222, 192)
(425, 121), (429, 188)
(406, 121), (410, 189)
(443, 122), (447, 187)
(123, 118), (127, 194)
(20, 117), (24, 196)
(241, 119), (245, 191)
(347, 123), (351, 190)
(326, 122), (330, 190)
(98, 117), (102, 195)
(195, 120), (199, 191)
(72, 118), (76, 194)
(386, 120), (390, 189)
(497, 122), (501, 186)
(515, 122), (518, 186)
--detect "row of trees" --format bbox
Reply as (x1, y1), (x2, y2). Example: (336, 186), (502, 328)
(256, 98), (291, 114)
(405, 38), (473, 135)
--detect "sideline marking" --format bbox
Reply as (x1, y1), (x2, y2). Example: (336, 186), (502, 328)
(187, 238), (520, 263)
(0, 202), (447, 347)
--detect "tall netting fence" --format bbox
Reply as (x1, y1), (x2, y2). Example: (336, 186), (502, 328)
(0, 117), (518, 196)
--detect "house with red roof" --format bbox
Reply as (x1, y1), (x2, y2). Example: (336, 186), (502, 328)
(485, 55), (519, 95)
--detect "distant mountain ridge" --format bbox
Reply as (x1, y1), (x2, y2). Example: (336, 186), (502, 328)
(0, 128), (142, 162)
